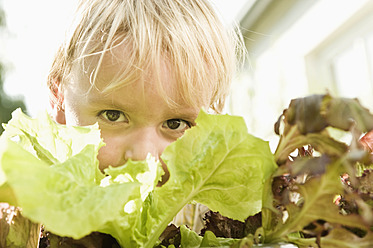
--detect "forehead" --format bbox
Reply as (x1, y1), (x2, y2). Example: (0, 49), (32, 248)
(69, 42), (211, 109)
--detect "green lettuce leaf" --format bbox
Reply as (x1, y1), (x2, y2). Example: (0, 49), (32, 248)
(0, 109), (276, 247)
(0, 129), (143, 240)
(119, 110), (277, 247)
(0, 110), (153, 240)
(179, 225), (238, 248)
(162, 110), (275, 220)
(3, 109), (103, 165)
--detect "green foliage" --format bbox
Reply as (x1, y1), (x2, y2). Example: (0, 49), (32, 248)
(0, 5), (27, 135)
(0, 6), (5, 27)
(0, 204), (40, 248)
(0, 109), (276, 247)
(260, 94), (373, 247)
(2, 92), (371, 247)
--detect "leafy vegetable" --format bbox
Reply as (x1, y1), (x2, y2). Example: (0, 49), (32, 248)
(162, 94), (373, 248)
(179, 225), (238, 248)
(0, 109), (276, 247)
(4, 94), (369, 248)
(259, 94), (373, 247)
(0, 203), (40, 248)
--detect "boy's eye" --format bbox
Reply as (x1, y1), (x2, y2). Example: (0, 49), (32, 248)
(100, 110), (128, 122)
(163, 119), (191, 131)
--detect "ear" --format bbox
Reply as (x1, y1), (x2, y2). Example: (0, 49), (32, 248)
(49, 79), (66, 124)
(53, 104), (66, 124)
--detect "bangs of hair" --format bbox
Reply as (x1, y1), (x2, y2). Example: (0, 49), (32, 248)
(48, 0), (245, 113)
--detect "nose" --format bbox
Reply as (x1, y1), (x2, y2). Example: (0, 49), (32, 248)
(124, 127), (169, 162)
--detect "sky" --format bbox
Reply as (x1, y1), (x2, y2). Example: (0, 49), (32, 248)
(1, 0), (250, 117)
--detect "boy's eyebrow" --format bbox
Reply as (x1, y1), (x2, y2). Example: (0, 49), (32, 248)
(85, 94), (136, 110)
(85, 93), (201, 119)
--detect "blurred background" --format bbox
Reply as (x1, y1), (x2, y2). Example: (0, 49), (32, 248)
(1, 0), (373, 150)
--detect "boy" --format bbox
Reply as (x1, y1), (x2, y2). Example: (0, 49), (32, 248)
(48, 0), (244, 236)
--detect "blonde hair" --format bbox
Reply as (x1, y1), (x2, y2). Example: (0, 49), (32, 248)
(48, 0), (245, 113)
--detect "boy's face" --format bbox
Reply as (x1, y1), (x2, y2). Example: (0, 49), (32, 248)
(53, 45), (208, 174)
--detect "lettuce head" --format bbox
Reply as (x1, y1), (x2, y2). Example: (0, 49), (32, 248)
(0, 109), (276, 247)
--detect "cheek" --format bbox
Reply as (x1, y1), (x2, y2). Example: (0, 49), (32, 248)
(97, 143), (126, 171)
(64, 109), (80, 126)
(97, 132), (127, 171)
(63, 100), (89, 126)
